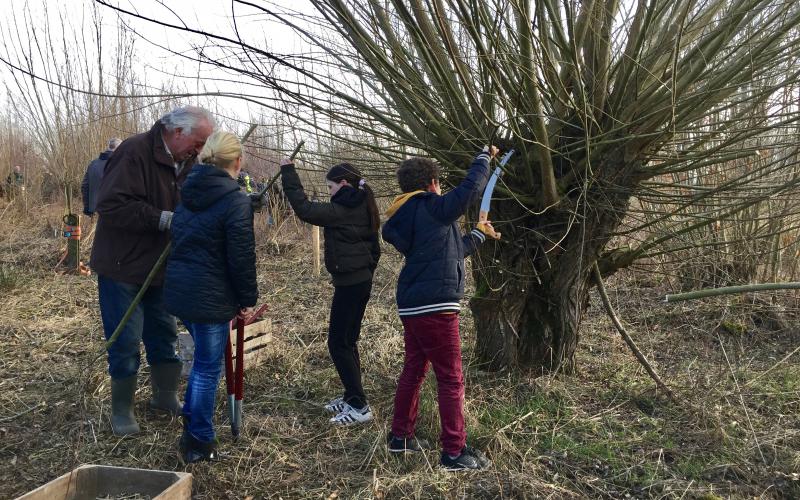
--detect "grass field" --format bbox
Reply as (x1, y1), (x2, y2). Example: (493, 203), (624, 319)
(0, 205), (798, 499)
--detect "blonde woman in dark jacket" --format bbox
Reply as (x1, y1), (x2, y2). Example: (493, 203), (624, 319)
(164, 131), (257, 463)
(280, 159), (380, 426)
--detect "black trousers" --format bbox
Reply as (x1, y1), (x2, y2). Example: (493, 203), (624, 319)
(328, 280), (372, 409)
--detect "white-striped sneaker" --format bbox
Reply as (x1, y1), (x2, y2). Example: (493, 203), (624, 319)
(330, 404), (373, 426)
(324, 397), (347, 413)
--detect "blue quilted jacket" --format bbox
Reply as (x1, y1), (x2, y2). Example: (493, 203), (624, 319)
(381, 151), (490, 316)
(164, 164), (258, 323)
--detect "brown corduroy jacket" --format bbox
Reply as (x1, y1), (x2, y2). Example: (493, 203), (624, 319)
(90, 121), (195, 286)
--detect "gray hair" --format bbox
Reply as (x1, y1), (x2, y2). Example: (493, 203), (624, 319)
(108, 137), (122, 150)
(160, 106), (216, 134)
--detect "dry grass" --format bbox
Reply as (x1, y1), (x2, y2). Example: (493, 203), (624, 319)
(0, 198), (798, 499)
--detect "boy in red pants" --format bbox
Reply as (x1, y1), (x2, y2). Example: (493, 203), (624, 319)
(382, 146), (500, 470)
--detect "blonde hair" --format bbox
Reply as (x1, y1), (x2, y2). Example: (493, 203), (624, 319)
(200, 131), (242, 169)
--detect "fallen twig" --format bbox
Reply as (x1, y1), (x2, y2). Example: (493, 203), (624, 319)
(0, 402), (44, 422)
(593, 264), (677, 402)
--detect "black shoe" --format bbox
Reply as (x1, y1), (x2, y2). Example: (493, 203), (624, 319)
(440, 446), (491, 470)
(178, 431), (218, 465)
(387, 433), (429, 453)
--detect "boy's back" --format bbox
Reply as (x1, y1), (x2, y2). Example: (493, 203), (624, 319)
(383, 147), (498, 470)
(382, 150), (492, 316)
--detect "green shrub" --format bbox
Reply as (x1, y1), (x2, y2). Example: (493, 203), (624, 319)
(0, 264), (21, 292)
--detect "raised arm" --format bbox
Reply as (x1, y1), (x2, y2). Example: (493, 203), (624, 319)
(428, 148), (495, 224)
(280, 162), (345, 227)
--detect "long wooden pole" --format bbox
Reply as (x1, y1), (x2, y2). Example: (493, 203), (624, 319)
(311, 225), (320, 276)
(665, 282), (800, 302)
(104, 244), (170, 348)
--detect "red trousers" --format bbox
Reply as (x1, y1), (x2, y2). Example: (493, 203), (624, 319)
(391, 313), (466, 455)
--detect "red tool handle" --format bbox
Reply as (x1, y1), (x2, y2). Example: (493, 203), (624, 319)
(243, 303), (269, 326)
(235, 317), (245, 400)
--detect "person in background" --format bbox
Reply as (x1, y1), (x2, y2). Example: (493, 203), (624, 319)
(280, 158), (381, 426)
(164, 130), (257, 463)
(5, 165), (24, 199)
(91, 106), (215, 436)
(238, 170), (253, 193)
(81, 137), (122, 217)
(382, 146), (500, 470)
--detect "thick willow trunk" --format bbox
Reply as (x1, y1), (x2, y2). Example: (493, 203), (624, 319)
(470, 151), (637, 373)
(471, 242), (593, 373)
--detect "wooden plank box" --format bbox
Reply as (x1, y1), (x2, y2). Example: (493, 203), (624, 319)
(16, 464), (192, 500)
(231, 318), (273, 366)
(177, 318), (273, 377)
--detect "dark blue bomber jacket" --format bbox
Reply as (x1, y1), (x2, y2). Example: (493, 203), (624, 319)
(381, 151), (491, 316)
(164, 164), (258, 323)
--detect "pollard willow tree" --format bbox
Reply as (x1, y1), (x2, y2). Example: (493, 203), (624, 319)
(99, 0), (800, 372)
(301, 0), (800, 373)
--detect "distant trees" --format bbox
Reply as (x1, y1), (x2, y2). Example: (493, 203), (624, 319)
(0, 2), (180, 197)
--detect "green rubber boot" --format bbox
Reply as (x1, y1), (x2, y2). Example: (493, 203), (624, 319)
(111, 375), (140, 436)
(149, 363), (183, 415)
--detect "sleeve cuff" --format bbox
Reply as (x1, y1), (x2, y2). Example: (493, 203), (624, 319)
(476, 152), (490, 163)
(158, 210), (174, 231)
(471, 228), (486, 243)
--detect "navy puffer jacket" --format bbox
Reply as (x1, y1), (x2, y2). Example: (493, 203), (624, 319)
(164, 164), (258, 323)
(382, 151), (490, 316)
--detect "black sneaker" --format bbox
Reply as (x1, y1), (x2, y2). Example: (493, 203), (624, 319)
(440, 446), (491, 470)
(387, 433), (429, 453)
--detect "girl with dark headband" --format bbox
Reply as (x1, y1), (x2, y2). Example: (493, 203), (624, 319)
(279, 158), (381, 425)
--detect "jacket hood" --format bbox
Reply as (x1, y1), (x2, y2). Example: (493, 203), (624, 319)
(381, 191), (431, 255)
(385, 190), (426, 218)
(331, 185), (366, 208)
(181, 164), (241, 211)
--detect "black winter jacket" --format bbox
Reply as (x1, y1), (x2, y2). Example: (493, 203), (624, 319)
(381, 151), (490, 316)
(81, 150), (111, 215)
(164, 164), (258, 323)
(281, 164), (380, 286)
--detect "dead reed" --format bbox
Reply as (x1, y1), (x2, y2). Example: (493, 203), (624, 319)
(0, 202), (798, 499)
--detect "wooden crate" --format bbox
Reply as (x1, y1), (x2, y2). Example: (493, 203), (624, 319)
(231, 318), (272, 366)
(177, 318), (273, 377)
(16, 464), (191, 500)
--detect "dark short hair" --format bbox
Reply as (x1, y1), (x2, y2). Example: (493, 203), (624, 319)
(397, 157), (440, 193)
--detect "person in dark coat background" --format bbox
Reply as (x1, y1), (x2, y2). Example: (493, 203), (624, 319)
(164, 130), (257, 463)
(280, 158), (381, 426)
(81, 137), (121, 217)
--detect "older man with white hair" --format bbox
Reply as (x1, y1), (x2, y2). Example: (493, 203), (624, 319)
(91, 106), (215, 436)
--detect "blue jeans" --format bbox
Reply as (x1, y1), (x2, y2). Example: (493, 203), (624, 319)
(182, 320), (229, 442)
(98, 275), (179, 379)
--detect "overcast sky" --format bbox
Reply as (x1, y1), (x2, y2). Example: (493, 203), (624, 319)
(0, 0), (319, 126)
